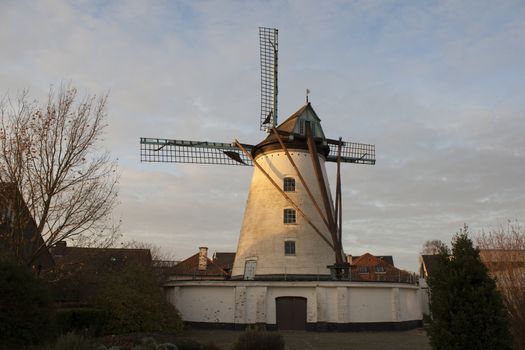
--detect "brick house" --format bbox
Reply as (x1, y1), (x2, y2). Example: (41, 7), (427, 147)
(350, 252), (415, 283)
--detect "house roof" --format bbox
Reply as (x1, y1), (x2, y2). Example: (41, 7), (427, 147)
(420, 254), (441, 278)
(50, 243), (152, 273)
(171, 252), (228, 277)
(350, 253), (394, 267)
(276, 103), (322, 135)
(213, 252), (236, 270)
(479, 249), (525, 262)
(0, 182), (54, 268)
(479, 249), (525, 271)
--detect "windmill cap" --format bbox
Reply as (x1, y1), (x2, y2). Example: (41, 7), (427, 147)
(253, 103), (329, 158)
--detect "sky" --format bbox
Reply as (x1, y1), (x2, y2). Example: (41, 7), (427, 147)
(1, 0), (524, 272)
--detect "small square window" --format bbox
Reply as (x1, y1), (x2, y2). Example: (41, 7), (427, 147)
(283, 177), (295, 192)
(375, 265), (385, 273)
(284, 241), (296, 255)
(283, 208), (296, 224)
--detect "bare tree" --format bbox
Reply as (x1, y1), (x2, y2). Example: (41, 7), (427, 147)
(420, 239), (446, 255)
(0, 86), (119, 266)
(477, 221), (525, 349)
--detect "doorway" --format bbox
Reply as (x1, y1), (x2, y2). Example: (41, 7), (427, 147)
(276, 297), (307, 330)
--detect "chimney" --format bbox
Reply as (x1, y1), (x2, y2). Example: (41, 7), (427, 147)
(198, 247), (208, 271)
(52, 240), (67, 257)
(347, 254), (353, 264)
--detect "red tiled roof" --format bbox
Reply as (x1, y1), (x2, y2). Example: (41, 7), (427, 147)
(352, 252), (394, 267)
(171, 252), (228, 277)
(351, 253), (394, 266)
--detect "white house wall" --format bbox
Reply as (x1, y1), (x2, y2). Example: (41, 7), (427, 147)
(399, 287), (422, 321)
(347, 287), (392, 322)
(166, 286), (235, 323)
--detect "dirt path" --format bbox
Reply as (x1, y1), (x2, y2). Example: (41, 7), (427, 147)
(184, 328), (431, 350)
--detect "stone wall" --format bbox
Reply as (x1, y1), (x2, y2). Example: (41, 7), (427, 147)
(164, 280), (423, 331)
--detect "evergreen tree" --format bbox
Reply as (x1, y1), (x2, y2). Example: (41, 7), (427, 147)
(427, 225), (514, 349)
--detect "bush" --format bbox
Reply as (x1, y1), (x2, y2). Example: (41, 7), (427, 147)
(232, 330), (284, 350)
(172, 339), (201, 350)
(89, 264), (183, 335)
(0, 256), (54, 347)
(54, 307), (107, 336)
(203, 342), (222, 350)
(45, 332), (93, 350)
(156, 343), (179, 350)
(127, 337), (179, 350)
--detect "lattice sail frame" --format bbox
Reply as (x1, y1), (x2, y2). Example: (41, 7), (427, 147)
(140, 138), (253, 166)
(259, 27), (278, 132)
(140, 137), (374, 166)
(326, 140), (376, 165)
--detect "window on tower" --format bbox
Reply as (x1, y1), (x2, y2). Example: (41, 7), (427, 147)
(244, 260), (257, 280)
(283, 177), (295, 192)
(283, 208), (296, 224)
(284, 240), (296, 255)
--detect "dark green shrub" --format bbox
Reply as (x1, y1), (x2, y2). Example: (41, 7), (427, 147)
(156, 343), (179, 350)
(172, 339), (201, 350)
(232, 330), (284, 350)
(54, 307), (107, 336)
(129, 336), (157, 350)
(0, 257), (54, 347)
(45, 332), (93, 350)
(427, 226), (515, 350)
(89, 264), (183, 334)
(203, 342), (222, 350)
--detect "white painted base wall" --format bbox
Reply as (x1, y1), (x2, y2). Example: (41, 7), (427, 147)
(164, 280), (423, 328)
(419, 278), (431, 316)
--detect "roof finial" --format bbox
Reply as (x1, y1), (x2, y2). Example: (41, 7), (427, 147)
(306, 88), (310, 103)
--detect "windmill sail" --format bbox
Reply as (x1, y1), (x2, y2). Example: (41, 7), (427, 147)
(140, 138), (254, 166)
(259, 27), (278, 132)
(326, 139), (376, 165)
(139, 27), (377, 280)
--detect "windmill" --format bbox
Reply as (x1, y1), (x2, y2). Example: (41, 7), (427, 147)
(140, 27), (375, 280)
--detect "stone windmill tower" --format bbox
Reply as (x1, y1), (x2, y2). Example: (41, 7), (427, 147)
(140, 27), (375, 280)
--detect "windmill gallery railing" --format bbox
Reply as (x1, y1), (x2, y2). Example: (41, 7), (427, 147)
(169, 266), (418, 285)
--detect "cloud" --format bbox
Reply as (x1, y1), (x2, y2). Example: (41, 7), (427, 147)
(1, 0), (524, 271)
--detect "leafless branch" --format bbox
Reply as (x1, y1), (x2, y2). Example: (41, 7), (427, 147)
(0, 85), (120, 266)
(477, 220), (525, 349)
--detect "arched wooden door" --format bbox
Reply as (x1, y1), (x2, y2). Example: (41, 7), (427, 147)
(276, 297), (307, 330)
